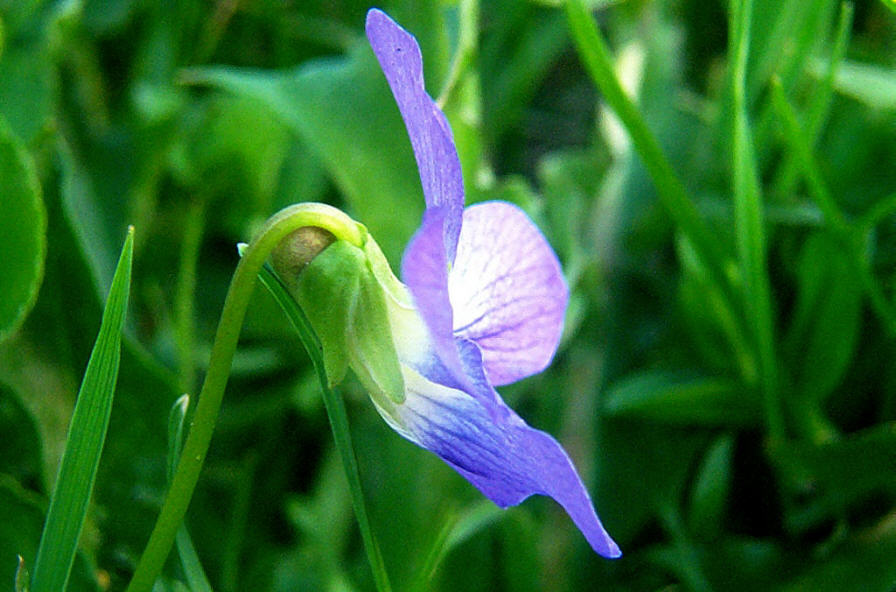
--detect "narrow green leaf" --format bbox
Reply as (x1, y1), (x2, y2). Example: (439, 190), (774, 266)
(0, 115), (46, 343)
(564, 0), (736, 328)
(784, 233), (861, 403)
(772, 2), (853, 199)
(30, 227), (134, 592)
(688, 435), (734, 540)
(411, 500), (504, 592)
(769, 77), (896, 334)
(729, 0), (783, 442)
(604, 371), (761, 427)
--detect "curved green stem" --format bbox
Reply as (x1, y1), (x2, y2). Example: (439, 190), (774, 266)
(126, 203), (363, 592)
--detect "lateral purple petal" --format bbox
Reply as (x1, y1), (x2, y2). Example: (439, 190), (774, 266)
(449, 202), (569, 386)
(401, 207), (469, 389)
(398, 372), (621, 558)
(366, 9), (463, 261)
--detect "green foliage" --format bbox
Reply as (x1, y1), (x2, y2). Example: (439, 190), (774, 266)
(31, 228), (132, 592)
(0, 0), (895, 589)
(0, 116), (45, 343)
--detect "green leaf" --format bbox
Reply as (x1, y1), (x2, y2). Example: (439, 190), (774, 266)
(812, 58), (896, 111)
(30, 227), (133, 592)
(0, 41), (55, 145)
(730, 0), (783, 442)
(0, 115), (46, 343)
(688, 435), (734, 541)
(784, 233), (861, 402)
(183, 42), (424, 264)
(411, 501), (504, 592)
(604, 370), (761, 427)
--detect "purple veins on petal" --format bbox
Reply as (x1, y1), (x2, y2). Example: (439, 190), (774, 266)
(365, 8), (464, 262)
(450, 202), (568, 386)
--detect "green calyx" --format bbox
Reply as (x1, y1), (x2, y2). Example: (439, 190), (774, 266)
(273, 226), (406, 407)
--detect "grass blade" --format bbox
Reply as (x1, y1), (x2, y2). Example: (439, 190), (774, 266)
(30, 226), (134, 592)
(772, 2), (854, 199)
(564, 0), (735, 318)
(257, 263), (393, 592)
(729, 0), (783, 443)
(770, 77), (896, 335)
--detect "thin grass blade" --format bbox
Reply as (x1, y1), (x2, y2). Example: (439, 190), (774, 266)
(564, 0), (736, 322)
(729, 0), (783, 443)
(30, 227), (134, 592)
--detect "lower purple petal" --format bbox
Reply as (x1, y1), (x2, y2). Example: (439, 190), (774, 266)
(393, 365), (621, 558)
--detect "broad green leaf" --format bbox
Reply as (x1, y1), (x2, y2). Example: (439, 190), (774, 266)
(0, 116), (45, 343)
(0, 39), (55, 144)
(604, 371), (761, 427)
(184, 41), (423, 264)
(784, 233), (861, 402)
(30, 228), (133, 592)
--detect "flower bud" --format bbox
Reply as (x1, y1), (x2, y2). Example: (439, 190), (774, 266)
(270, 226), (336, 293)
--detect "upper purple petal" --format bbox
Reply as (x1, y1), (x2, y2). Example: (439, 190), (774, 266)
(449, 202), (568, 386)
(366, 8), (463, 262)
(396, 367), (621, 558)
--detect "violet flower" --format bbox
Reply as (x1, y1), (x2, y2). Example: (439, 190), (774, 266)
(360, 9), (620, 558)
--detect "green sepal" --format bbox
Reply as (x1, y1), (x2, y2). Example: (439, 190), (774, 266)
(294, 240), (405, 405)
(350, 261), (406, 405)
(294, 241), (360, 387)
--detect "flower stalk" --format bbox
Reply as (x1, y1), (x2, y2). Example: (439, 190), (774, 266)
(125, 203), (364, 592)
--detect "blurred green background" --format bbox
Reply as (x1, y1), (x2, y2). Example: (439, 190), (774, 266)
(1, 0), (896, 590)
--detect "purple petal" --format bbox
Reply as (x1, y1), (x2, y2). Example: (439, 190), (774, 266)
(401, 207), (468, 389)
(449, 202), (568, 386)
(366, 9), (464, 262)
(395, 366), (621, 558)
